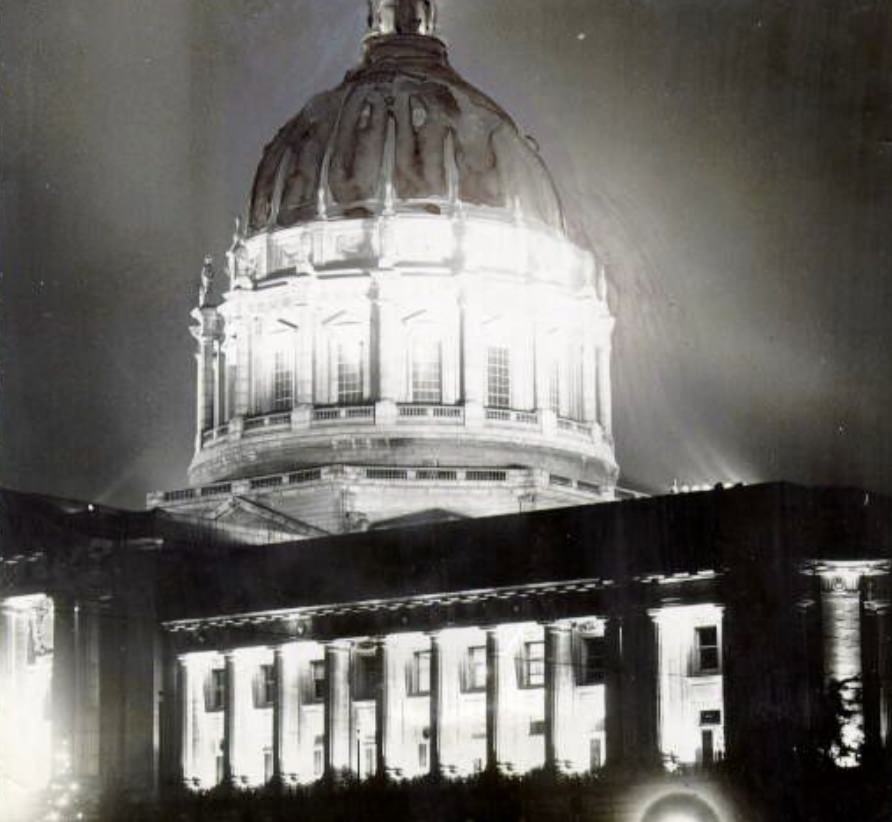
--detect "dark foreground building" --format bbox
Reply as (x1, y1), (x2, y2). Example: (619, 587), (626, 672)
(2, 482), (892, 821)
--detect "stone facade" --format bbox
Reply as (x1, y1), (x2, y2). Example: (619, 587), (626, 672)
(149, 0), (617, 533)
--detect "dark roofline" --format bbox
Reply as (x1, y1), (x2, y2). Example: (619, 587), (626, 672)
(156, 482), (892, 622)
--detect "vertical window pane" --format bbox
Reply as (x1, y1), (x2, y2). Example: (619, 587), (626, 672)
(525, 641), (544, 687)
(337, 339), (363, 404)
(311, 660), (326, 701)
(696, 626), (720, 673)
(463, 645), (486, 692)
(412, 650), (431, 695)
(272, 348), (293, 411)
(548, 357), (560, 413)
(411, 339), (442, 403)
(487, 346), (510, 408)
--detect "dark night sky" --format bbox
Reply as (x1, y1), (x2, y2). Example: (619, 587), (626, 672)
(2, 0), (891, 509)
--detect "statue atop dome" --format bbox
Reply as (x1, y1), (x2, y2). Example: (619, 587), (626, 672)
(225, 216), (254, 286)
(198, 255), (215, 308)
(367, 0), (436, 37)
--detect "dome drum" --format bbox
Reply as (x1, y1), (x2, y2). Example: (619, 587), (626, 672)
(189, 206), (615, 492)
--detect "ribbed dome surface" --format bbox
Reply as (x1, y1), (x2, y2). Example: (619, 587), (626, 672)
(248, 34), (565, 234)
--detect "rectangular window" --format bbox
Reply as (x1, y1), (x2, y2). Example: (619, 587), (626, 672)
(521, 640), (545, 688)
(272, 348), (293, 411)
(263, 747), (274, 783)
(254, 663), (276, 708)
(695, 626), (720, 674)
(486, 346), (510, 409)
(700, 709), (722, 726)
(411, 339), (442, 403)
(529, 719), (545, 736)
(353, 652), (380, 701)
(206, 668), (225, 712)
(311, 659), (326, 702)
(418, 742), (428, 770)
(409, 650), (431, 696)
(578, 636), (606, 686)
(337, 339), (363, 404)
(462, 645), (487, 693)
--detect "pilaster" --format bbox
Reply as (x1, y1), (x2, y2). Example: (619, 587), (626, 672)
(459, 286), (482, 407)
(222, 651), (236, 786)
(603, 617), (624, 770)
(51, 594), (76, 778)
(375, 636), (395, 777)
(324, 640), (352, 776)
(544, 622), (573, 771)
(485, 627), (502, 772)
(272, 647), (285, 784)
(429, 632), (443, 776)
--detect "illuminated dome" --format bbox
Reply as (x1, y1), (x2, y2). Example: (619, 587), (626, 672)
(157, 0), (619, 534)
(248, 13), (565, 233)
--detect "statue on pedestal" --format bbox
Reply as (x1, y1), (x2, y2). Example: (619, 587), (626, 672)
(198, 255), (215, 308)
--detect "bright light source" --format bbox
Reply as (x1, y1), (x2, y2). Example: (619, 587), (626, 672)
(640, 791), (722, 822)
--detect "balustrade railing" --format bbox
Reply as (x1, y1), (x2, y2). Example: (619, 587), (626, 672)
(161, 464), (531, 503)
(397, 404), (464, 423)
(484, 408), (539, 425)
(244, 412), (292, 432)
(199, 406), (595, 455)
(312, 406), (375, 424)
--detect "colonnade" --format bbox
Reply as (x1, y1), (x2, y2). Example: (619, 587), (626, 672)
(175, 620), (620, 788)
(191, 282), (614, 449)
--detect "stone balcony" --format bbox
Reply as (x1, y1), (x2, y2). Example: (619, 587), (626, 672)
(148, 462), (610, 511)
(186, 401), (617, 489)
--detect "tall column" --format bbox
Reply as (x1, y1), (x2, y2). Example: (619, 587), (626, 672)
(459, 288), (483, 413)
(815, 563), (875, 765)
(51, 595), (76, 778)
(429, 632), (443, 776)
(544, 623), (573, 771)
(176, 657), (188, 786)
(190, 308), (220, 447)
(296, 309), (314, 405)
(222, 652), (236, 786)
(580, 299), (597, 423)
(371, 276), (400, 403)
(324, 641), (352, 776)
(485, 628), (501, 771)
(216, 343), (227, 427)
(375, 637), (395, 778)
(596, 342), (612, 437)
(234, 317), (251, 417)
(603, 617), (624, 769)
(272, 647), (285, 784)
(533, 322), (550, 411)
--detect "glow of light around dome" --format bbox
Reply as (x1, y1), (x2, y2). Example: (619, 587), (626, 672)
(167, 0), (620, 532)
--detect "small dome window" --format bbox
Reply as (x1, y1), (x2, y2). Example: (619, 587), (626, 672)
(410, 98), (428, 131)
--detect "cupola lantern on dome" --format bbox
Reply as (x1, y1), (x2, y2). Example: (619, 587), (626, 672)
(154, 0), (619, 536)
(366, 0), (437, 37)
